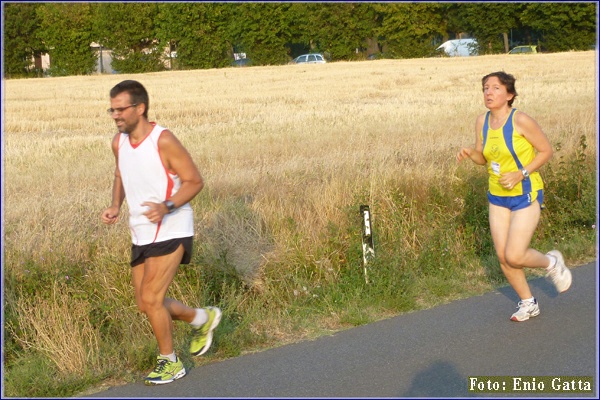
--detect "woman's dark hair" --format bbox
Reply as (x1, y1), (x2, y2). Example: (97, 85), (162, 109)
(482, 71), (518, 107)
(110, 80), (149, 118)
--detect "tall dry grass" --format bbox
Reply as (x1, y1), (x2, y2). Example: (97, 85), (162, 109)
(3, 51), (597, 394)
(12, 281), (102, 375)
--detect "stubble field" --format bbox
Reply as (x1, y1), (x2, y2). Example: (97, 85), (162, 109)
(3, 51), (597, 396)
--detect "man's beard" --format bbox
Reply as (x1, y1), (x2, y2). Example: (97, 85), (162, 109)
(117, 119), (138, 134)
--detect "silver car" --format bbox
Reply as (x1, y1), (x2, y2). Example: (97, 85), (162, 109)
(290, 53), (326, 64)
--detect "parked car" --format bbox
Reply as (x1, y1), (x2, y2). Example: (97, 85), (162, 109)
(436, 39), (478, 57)
(367, 53), (387, 60)
(231, 58), (253, 67)
(290, 53), (326, 64)
(508, 45), (537, 54)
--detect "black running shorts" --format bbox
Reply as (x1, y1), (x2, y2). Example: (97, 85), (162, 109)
(130, 236), (193, 267)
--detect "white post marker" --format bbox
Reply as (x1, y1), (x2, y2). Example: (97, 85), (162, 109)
(360, 205), (375, 283)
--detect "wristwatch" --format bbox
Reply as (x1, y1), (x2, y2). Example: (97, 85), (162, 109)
(163, 200), (176, 214)
(521, 169), (530, 179)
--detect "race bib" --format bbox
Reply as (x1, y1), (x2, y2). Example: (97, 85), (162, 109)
(491, 161), (501, 176)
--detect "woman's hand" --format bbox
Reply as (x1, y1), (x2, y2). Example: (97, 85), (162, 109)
(498, 171), (524, 190)
(456, 147), (473, 162)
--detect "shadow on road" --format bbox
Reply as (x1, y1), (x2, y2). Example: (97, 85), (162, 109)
(402, 360), (468, 397)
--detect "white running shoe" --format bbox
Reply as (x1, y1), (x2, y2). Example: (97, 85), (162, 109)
(546, 250), (572, 293)
(510, 298), (540, 322)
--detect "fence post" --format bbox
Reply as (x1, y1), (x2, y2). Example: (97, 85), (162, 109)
(360, 205), (375, 283)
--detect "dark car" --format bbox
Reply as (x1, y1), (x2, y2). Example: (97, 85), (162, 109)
(367, 53), (392, 60)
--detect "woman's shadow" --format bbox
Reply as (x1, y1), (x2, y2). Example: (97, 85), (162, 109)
(402, 360), (469, 397)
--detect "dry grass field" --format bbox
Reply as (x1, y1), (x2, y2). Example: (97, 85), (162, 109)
(4, 51), (595, 267)
(2, 51), (597, 395)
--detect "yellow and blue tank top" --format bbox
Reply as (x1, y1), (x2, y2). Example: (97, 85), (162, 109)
(481, 108), (544, 197)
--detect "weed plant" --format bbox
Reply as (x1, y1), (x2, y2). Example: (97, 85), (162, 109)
(2, 51), (596, 397)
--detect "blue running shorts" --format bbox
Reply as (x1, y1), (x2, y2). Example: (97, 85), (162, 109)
(487, 189), (544, 212)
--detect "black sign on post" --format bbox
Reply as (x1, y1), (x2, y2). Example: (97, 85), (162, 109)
(360, 205), (375, 283)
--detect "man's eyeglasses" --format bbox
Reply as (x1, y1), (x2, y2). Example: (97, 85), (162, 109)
(107, 104), (138, 115)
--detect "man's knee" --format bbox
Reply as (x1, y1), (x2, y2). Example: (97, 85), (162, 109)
(138, 290), (162, 313)
(135, 297), (147, 314)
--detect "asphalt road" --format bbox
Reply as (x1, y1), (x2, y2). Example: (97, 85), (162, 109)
(87, 261), (597, 398)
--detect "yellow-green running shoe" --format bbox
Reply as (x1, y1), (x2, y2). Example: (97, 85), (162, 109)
(144, 355), (186, 385)
(190, 306), (222, 356)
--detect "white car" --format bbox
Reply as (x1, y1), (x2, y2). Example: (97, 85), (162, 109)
(436, 39), (479, 57)
(290, 53), (326, 64)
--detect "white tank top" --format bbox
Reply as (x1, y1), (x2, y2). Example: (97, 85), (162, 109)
(118, 123), (194, 245)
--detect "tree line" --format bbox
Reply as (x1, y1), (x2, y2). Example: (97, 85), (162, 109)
(2, 2), (596, 78)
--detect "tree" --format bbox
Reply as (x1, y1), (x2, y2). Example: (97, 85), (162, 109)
(3, 2), (596, 78)
(307, 3), (381, 60)
(282, 3), (313, 57)
(520, 3), (596, 52)
(94, 3), (164, 74)
(439, 3), (466, 42)
(227, 3), (294, 65)
(455, 3), (525, 54)
(156, 3), (233, 70)
(36, 3), (97, 76)
(375, 3), (448, 58)
(3, 3), (47, 78)
(301, 4), (353, 59)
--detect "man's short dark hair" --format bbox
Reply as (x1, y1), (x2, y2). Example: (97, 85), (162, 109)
(110, 80), (149, 119)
